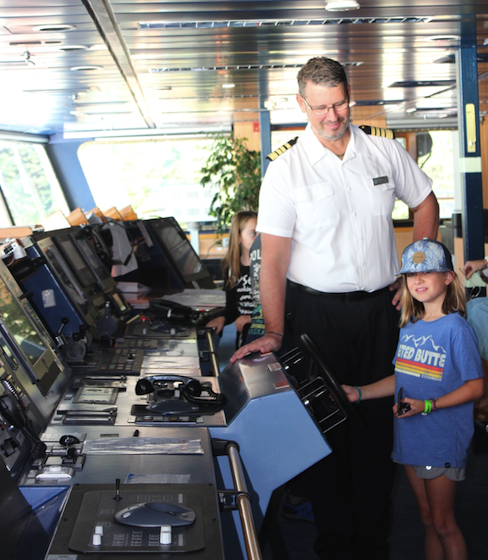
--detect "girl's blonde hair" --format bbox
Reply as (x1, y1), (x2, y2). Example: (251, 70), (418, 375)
(222, 211), (257, 290)
(399, 271), (466, 328)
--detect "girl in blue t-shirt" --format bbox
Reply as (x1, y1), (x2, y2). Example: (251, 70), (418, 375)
(343, 238), (483, 560)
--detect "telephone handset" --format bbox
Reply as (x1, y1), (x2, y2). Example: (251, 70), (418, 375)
(0, 393), (26, 429)
(135, 374), (224, 406)
(149, 299), (200, 324)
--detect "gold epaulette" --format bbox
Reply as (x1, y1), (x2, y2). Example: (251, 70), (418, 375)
(266, 137), (298, 161)
(359, 125), (396, 140)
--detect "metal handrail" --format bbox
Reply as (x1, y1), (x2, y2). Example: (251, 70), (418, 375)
(205, 328), (220, 377)
(226, 443), (263, 560)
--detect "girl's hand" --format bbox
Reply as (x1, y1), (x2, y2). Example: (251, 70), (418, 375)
(341, 384), (360, 403)
(394, 397), (425, 418)
(235, 314), (252, 332)
(206, 315), (225, 334)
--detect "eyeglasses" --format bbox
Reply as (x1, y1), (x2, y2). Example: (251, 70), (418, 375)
(301, 96), (349, 116)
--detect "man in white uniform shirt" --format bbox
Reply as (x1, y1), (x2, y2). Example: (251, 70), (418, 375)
(232, 57), (439, 559)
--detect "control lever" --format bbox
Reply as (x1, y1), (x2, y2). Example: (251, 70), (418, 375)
(55, 317), (69, 348)
(97, 302), (118, 337)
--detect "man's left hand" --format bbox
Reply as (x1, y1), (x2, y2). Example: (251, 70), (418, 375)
(389, 277), (403, 310)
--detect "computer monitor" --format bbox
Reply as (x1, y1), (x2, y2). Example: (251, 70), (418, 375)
(147, 218), (216, 289)
(0, 259), (64, 396)
(34, 236), (101, 328)
(38, 229), (130, 319)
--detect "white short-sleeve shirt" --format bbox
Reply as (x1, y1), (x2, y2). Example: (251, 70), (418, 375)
(257, 124), (433, 293)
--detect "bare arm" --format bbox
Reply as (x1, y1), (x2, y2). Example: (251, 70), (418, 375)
(231, 233), (292, 361)
(342, 375), (395, 403)
(411, 191), (439, 241)
(462, 259), (487, 280)
(396, 378), (484, 418)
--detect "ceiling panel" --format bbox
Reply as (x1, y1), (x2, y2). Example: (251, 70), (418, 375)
(0, 0), (485, 137)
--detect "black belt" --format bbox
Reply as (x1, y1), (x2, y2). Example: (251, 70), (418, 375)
(288, 280), (390, 302)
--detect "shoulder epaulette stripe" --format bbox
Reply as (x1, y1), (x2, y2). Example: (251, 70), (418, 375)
(266, 137), (299, 161)
(359, 125), (396, 140)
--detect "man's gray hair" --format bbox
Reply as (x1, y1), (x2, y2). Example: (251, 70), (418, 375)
(297, 57), (349, 97)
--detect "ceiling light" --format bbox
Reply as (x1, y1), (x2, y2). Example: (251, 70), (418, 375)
(59, 45), (89, 52)
(427, 35), (460, 42)
(89, 44), (109, 51)
(325, 1), (360, 11)
(71, 65), (103, 71)
(33, 24), (76, 32)
(222, 83), (235, 89)
(406, 107), (417, 113)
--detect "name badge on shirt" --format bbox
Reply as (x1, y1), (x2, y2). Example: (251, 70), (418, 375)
(373, 176), (389, 186)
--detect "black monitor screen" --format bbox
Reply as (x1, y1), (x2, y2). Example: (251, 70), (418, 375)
(0, 278), (46, 368)
(41, 243), (91, 316)
(58, 237), (98, 288)
(0, 270), (61, 396)
(75, 237), (112, 283)
(152, 220), (203, 279)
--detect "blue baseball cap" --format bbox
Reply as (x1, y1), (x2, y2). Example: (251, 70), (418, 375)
(398, 238), (454, 275)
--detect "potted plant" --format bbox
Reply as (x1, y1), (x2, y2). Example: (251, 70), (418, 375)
(200, 134), (261, 234)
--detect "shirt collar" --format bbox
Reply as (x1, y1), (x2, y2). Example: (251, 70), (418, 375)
(302, 123), (357, 166)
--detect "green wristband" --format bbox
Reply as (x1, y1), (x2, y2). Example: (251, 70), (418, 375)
(422, 399), (431, 415)
(353, 386), (362, 404)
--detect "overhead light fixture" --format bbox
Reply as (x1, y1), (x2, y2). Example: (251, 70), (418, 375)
(59, 45), (89, 52)
(33, 24), (76, 32)
(427, 35), (460, 42)
(325, 1), (360, 11)
(71, 65), (103, 71)
(222, 83), (235, 89)
(406, 107), (417, 113)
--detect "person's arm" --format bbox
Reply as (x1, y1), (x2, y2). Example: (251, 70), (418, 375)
(463, 259), (488, 280)
(389, 192), (440, 310)
(411, 191), (439, 241)
(342, 375), (395, 403)
(235, 314), (252, 332)
(231, 233), (292, 361)
(396, 378), (484, 418)
(205, 315), (225, 334)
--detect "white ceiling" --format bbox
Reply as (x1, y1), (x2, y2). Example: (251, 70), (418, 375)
(0, 0), (487, 138)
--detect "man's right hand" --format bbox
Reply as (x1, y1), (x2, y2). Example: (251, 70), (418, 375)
(230, 333), (283, 363)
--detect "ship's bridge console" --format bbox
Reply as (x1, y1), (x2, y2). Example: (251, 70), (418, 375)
(0, 219), (359, 560)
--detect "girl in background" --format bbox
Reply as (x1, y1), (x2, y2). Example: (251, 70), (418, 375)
(343, 239), (483, 560)
(461, 257), (488, 420)
(206, 211), (257, 349)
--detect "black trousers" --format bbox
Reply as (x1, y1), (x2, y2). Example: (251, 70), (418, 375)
(284, 283), (400, 560)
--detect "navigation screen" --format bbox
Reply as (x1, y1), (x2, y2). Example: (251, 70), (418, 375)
(0, 277), (46, 367)
(59, 238), (98, 288)
(76, 237), (111, 282)
(153, 221), (202, 278)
